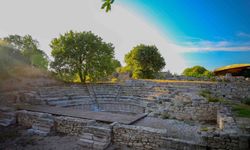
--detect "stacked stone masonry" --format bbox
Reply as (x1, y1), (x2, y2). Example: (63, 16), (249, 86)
(1, 79), (250, 149)
(13, 110), (250, 149)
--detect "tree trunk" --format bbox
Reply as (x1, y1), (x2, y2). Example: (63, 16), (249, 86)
(78, 69), (84, 83)
(83, 69), (87, 83)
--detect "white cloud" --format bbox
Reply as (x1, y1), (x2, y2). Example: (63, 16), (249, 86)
(237, 32), (250, 38)
(0, 0), (188, 74)
(183, 41), (250, 52)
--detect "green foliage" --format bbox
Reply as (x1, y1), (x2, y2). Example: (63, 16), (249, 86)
(241, 98), (250, 106)
(161, 112), (170, 119)
(199, 90), (212, 97)
(0, 45), (28, 79)
(50, 31), (118, 83)
(199, 90), (222, 102)
(3, 35), (48, 69)
(124, 44), (166, 79)
(203, 70), (214, 78)
(101, 0), (115, 12)
(112, 59), (121, 71)
(200, 127), (209, 132)
(182, 66), (214, 78)
(30, 50), (49, 70)
(207, 97), (220, 102)
(232, 104), (250, 118)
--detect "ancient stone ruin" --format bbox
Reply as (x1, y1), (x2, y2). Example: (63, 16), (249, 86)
(0, 79), (250, 149)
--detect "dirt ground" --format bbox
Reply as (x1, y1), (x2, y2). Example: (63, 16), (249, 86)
(0, 125), (82, 150)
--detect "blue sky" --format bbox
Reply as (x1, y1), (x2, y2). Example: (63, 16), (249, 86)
(119, 0), (250, 70)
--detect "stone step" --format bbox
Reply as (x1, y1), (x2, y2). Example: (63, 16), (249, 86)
(33, 121), (53, 128)
(78, 137), (110, 150)
(95, 94), (116, 97)
(0, 110), (16, 127)
(0, 118), (16, 127)
(47, 100), (91, 107)
(40, 90), (89, 93)
(0, 112), (15, 119)
(45, 97), (68, 101)
(83, 126), (111, 135)
(77, 139), (93, 148)
(28, 128), (50, 136)
(46, 98), (91, 104)
(27, 117), (54, 136)
(78, 125), (112, 150)
(96, 98), (116, 101)
(93, 141), (109, 150)
(0, 106), (15, 112)
(32, 124), (51, 132)
(80, 133), (94, 140)
(40, 93), (89, 98)
(46, 96), (91, 102)
(36, 117), (54, 123)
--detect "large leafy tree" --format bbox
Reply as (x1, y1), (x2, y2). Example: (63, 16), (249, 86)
(124, 44), (166, 79)
(0, 42), (29, 79)
(3, 35), (48, 69)
(182, 66), (214, 78)
(50, 31), (117, 83)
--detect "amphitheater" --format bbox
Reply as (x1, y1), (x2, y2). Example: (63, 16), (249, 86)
(0, 78), (250, 150)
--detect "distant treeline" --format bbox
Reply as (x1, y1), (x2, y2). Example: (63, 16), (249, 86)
(0, 32), (213, 83)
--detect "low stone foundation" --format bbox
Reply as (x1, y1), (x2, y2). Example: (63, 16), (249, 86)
(54, 116), (96, 135)
(17, 110), (96, 135)
(112, 123), (206, 150)
(6, 109), (249, 149)
(17, 110), (53, 127)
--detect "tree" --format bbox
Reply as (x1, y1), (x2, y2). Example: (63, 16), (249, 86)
(101, 0), (115, 12)
(3, 35), (49, 69)
(182, 66), (214, 78)
(50, 31), (117, 83)
(0, 44), (28, 79)
(112, 59), (121, 70)
(124, 44), (166, 79)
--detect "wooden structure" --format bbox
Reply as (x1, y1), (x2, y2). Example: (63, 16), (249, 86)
(214, 64), (250, 77)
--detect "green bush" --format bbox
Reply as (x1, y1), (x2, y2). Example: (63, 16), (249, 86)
(232, 104), (250, 118)
(199, 90), (222, 103)
(200, 127), (209, 132)
(161, 112), (170, 119)
(207, 97), (220, 102)
(199, 90), (212, 98)
(241, 98), (250, 105)
(182, 66), (214, 78)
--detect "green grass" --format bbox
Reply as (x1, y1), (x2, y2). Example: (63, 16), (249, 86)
(199, 90), (212, 98)
(160, 112), (170, 119)
(200, 127), (209, 132)
(232, 104), (250, 118)
(207, 97), (221, 102)
(199, 90), (223, 102)
(199, 91), (250, 118)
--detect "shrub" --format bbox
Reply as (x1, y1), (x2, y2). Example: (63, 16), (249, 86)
(199, 90), (212, 98)
(207, 97), (220, 102)
(199, 90), (222, 103)
(111, 77), (118, 83)
(200, 127), (209, 132)
(182, 66), (214, 78)
(161, 112), (170, 119)
(232, 104), (250, 118)
(241, 98), (250, 106)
